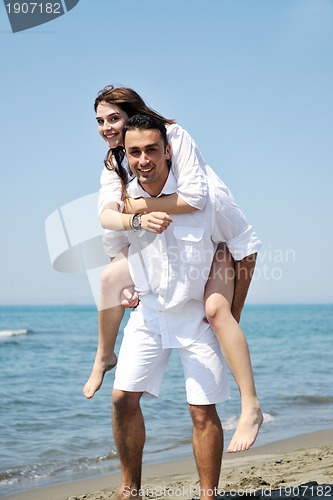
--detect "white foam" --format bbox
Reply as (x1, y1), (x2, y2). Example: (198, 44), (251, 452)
(0, 329), (29, 338)
(223, 412), (275, 431)
(262, 412), (275, 424)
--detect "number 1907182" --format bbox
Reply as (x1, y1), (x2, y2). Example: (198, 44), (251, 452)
(6, 2), (61, 14)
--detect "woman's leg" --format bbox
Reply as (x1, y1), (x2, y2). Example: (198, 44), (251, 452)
(204, 244), (263, 452)
(83, 248), (133, 399)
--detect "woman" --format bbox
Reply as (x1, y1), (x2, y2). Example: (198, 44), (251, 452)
(83, 86), (263, 453)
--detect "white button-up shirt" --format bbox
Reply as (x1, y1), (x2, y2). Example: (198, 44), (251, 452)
(124, 171), (261, 349)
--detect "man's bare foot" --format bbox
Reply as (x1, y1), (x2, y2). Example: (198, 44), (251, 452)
(83, 352), (117, 399)
(227, 406), (263, 453)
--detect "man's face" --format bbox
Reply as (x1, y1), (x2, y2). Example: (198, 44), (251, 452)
(125, 128), (171, 195)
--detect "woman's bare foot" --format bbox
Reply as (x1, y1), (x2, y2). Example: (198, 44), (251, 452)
(83, 352), (117, 399)
(227, 405), (263, 453)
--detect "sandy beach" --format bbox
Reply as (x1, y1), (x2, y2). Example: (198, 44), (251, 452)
(3, 429), (333, 500)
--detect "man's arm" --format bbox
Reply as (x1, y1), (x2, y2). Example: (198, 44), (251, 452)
(212, 186), (261, 322)
(232, 253), (257, 322)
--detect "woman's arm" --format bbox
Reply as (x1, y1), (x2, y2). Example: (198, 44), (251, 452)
(167, 124), (208, 211)
(98, 166), (175, 229)
(100, 202), (131, 230)
(100, 203), (173, 233)
(124, 194), (198, 215)
(98, 167), (124, 216)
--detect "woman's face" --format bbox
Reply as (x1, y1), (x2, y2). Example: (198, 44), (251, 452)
(96, 102), (129, 148)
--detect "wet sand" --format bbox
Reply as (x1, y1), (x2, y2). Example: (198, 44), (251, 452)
(3, 429), (333, 499)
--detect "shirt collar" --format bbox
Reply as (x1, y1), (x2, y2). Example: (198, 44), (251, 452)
(127, 170), (177, 198)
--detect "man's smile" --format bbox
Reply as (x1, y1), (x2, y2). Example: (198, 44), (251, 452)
(138, 165), (154, 175)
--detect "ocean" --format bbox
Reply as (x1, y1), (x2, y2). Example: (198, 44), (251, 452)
(0, 304), (332, 497)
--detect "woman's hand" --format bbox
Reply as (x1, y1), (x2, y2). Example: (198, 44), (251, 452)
(141, 212), (172, 234)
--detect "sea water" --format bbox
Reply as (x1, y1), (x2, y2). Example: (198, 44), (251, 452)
(0, 304), (332, 497)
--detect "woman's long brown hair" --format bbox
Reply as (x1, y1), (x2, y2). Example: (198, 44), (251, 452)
(95, 86), (175, 198)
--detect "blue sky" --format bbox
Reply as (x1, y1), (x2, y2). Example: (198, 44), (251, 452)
(1, 0), (332, 305)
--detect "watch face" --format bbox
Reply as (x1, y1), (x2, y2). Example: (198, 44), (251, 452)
(132, 214), (141, 229)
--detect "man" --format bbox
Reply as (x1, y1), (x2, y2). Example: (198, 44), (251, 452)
(112, 114), (261, 500)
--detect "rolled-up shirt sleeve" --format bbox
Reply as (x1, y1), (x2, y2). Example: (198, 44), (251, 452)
(167, 124), (208, 210)
(98, 167), (124, 216)
(213, 186), (262, 260)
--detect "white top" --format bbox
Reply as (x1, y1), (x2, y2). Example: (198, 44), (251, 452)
(121, 171), (262, 349)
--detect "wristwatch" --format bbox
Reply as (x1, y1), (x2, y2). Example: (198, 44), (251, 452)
(131, 213), (142, 231)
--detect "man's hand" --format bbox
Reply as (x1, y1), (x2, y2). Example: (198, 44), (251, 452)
(121, 288), (140, 308)
(141, 212), (172, 234)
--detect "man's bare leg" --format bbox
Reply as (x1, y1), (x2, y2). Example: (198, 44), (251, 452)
(189, 404), (223, 500)
(204, 244), (263, 453)
(84, 249), (133, 399)
(112, 390), (145, 499)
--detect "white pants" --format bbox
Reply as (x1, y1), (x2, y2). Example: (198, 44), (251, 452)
(114, 314), (230, 405)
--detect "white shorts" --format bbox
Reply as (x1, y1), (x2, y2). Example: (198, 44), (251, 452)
(114, 313), (230, 405)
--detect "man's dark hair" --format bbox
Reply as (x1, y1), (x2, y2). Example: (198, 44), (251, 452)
(123, 114), (169, 150)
